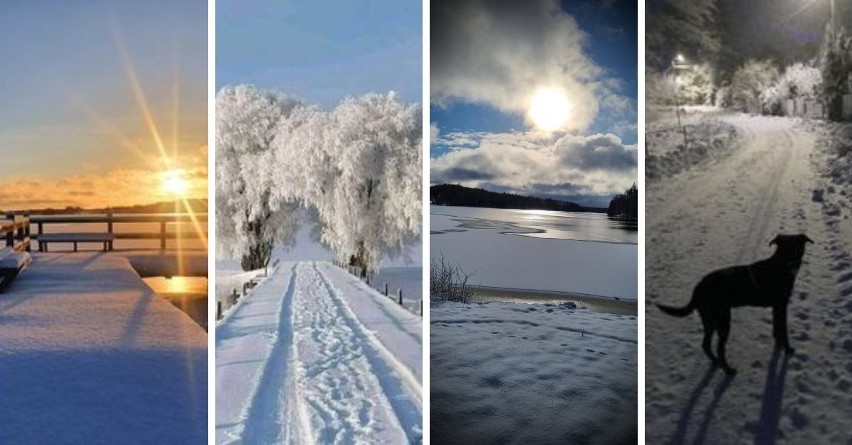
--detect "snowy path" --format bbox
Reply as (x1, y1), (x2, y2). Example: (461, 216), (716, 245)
(216, 261), (422, 444)
(646, 114), (852, 444)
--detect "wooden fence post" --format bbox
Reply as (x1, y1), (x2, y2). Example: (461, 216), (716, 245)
(217, 301), (222, 320)
(5, 212), (13, 247)
(37, 221), (44, 252)
(384, 282), (388, 296)
(22, 212), (30, 252)
(160, 220), (167, 250)
(398, 289), (403, 305)
(420, 299), (423, 317)
(107, 212), (114, 251)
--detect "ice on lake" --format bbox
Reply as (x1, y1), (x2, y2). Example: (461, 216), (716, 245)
(431, 206), (637, 299)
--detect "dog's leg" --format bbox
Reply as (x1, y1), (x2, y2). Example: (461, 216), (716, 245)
(717, 309), (736, 375)
(699, 309), (716, 363)
(772, 303), (795, 354)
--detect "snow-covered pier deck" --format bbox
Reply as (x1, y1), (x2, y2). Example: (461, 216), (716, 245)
(216, 261), (422, 444)
(0, 251), (208, 444)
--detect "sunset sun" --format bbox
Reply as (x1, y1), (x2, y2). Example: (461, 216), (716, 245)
(527, 87), (571, 132)
(161, 169), (190, 197)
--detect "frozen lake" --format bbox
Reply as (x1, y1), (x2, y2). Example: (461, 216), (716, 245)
(431, 206), (637, 299)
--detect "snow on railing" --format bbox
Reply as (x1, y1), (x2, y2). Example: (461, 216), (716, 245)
(331, 259), (423, 317)
(2, 212), (32, 252)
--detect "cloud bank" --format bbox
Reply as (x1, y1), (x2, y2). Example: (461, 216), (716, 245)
(431, 131), (636, 208)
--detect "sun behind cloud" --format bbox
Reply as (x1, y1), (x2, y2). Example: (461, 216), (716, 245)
(528, 87), (571, 132)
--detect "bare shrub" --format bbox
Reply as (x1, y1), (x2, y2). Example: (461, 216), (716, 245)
(430, 254), (475, 303)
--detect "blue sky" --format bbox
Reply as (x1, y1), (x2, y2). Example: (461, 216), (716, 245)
(431, 0), (637, 208)
(0, 1), (207, 209)
(217, 0), (422, 108)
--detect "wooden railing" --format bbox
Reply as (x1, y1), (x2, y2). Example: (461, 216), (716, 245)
(14, 213), (208, 252)
(2, 213), (32, 252)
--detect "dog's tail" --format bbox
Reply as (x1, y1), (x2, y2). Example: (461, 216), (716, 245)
(656, 301), (694, 317)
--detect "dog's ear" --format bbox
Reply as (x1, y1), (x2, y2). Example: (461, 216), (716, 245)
(769, 235), (780, 246)
(802, 234), (814, 244)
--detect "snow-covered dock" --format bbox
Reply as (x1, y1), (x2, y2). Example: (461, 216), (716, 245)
(216, 261), (422, 444)
(0, 251), (208, 444)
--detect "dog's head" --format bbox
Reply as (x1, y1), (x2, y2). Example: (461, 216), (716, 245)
(769, 234), (813, 267)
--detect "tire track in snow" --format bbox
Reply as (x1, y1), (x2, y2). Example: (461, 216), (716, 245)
(240, 263), (298, 445)
(733, 126), (794, 262)
(314, 264), (423, 444)
(290, 262), (413, 444)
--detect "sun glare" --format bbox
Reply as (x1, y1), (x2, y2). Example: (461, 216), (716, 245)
(162, 169), (190, 197)
(528, 87), (571, 132)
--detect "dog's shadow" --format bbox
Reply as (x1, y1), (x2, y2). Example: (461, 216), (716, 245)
(670, 349), (788, 445)
(754, 348), (788, 445)
(670, 365), (733, 445)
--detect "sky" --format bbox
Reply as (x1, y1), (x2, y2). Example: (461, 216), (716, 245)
(0, 1), (208, 210)
(217, 0), (422, 108)
(430, 0), (638, 208)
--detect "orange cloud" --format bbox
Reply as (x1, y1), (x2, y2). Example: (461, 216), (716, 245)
(0, 166), (207, 211)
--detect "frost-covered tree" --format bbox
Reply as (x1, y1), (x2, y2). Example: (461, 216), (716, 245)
(820, 26), (852, 121)
(730, 60), (779, 113)
(318, 92), (422, 277)
(761, 62), (822, 115)
(217, 86), (422, 275)
(215, 85), (303, 271)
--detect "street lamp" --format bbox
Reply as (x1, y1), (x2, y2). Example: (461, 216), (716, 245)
(671, 54), (692, 149)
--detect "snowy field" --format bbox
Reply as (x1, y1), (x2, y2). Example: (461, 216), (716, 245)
(431, 300), (637, 444)
(0, 252), (207, 444)
(431, 206), (637, 299)
(646, 111), (852, 443)
(216, 261), (422, 444)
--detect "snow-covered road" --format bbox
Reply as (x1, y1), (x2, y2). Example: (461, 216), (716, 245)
(216, 261), (422, 444)
(646, 113), (852, 444)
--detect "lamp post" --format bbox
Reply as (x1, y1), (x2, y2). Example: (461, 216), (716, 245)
(671, 54), (691, 149)
(831, 0), (836, 46)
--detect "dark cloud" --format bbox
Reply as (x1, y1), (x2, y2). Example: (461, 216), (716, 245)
(430, 130), (637, 203)
(557, 133), (637, 171)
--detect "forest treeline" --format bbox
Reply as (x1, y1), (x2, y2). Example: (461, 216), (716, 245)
(606, 184), (638, 220)
(430, 184), (606, 213)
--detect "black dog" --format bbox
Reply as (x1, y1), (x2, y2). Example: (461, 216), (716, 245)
(657, 234), (812, 375)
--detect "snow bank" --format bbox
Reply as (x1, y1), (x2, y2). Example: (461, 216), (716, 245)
(431, 301), (637, 444)
(646, 117), (739, 180)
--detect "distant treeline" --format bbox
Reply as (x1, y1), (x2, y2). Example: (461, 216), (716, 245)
(607, 184), (637, 220)
(6, 199), (208, 215)
(430, 184), (606, 213)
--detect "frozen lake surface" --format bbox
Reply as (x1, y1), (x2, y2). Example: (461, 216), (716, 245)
(431, 206), (637, 299)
